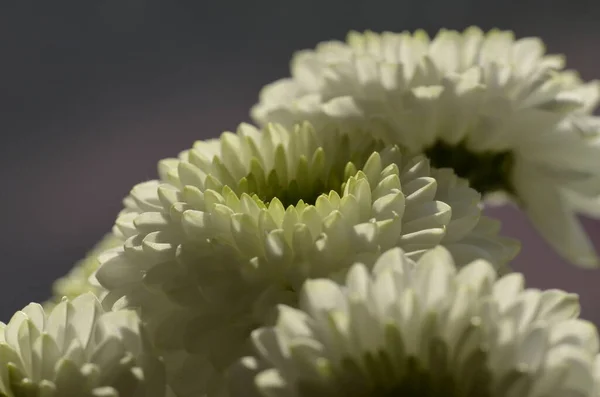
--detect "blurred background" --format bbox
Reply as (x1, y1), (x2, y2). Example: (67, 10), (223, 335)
(1, 0), (600, 322)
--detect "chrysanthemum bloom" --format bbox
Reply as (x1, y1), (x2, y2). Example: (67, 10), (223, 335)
(0, 293), (169, 397)
(251, 27), (600, 268)
(96, 122), (518, 396)
(229, 246), (600, 397)
(45, 233), (122, 309)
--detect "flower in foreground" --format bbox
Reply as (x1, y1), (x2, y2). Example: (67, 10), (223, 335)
(251, 27), (600, 268)
(229, 246), (600, 397)
(45, 233), (122, 309)
(96, 122), (518, 396)
(0, 293), (168, 397)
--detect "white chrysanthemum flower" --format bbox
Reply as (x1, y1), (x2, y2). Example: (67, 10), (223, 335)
(229, 246), (600, 397)
(45, 234), (122, 309)
(0, 293), (169, 397)
(96, 122), (518, 397)
(251, 27), (600, 268)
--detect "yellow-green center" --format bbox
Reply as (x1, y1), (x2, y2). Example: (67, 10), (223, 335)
(242, 137), (384, 207)
(424, 141), (515, 196)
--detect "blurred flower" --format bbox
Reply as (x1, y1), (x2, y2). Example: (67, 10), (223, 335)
(229, 246), (600, 397)
(96, 122), (517, 396)
(251, 27), (600, 268)
(0, 293), (169, 397)
(45, 233), (122, 310)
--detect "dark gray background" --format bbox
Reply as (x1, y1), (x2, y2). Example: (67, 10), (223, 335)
(2, 0), (600, 322)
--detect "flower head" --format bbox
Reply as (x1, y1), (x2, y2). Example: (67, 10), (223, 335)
(45, 234), (122, 309)
(96, 122), (517, 396)
(229, 246), (600, 397)
(251, 27), (600, 267)
(0, 293), (168, 397)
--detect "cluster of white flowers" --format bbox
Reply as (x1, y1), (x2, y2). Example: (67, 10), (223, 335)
(252, 27), (600, 268)
(6, 27), (600, 397)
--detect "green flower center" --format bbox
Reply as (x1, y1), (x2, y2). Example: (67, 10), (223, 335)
(374, 357), (488, 397)
(250, 165), (346, 208)
(424, 141), (516, 196)
(297, 354), (497, 397)
(241, 136), (384, 207)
